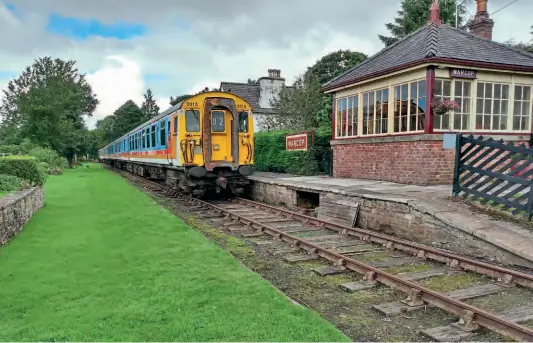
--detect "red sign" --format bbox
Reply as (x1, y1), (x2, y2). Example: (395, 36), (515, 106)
(286, 133), (308, 151)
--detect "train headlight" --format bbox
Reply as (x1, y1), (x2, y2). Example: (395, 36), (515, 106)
(213, 144), (220, 151)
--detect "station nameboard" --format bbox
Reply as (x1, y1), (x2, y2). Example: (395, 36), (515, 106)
(449, 68), (476, 79)
(286, 133), (309, 151)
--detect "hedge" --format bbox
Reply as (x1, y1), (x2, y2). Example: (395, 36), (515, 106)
(0, 156), (46, 186)
(0, 174), (26, 192)
(254, 128), (331, 176)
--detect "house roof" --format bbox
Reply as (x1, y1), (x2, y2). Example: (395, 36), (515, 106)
(220, 82), (261, 110)
(220, 81), (293, 115)
(323, 23), (533, 92)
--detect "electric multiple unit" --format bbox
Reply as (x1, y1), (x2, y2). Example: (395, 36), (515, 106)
(99, 91), (254, 196)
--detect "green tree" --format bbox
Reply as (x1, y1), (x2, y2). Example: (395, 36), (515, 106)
(0, 57), (98, 167)
(265, 73), (323, 131)
(94, 115), (117, 145)
(379, 0), (471, 47)
(141, 88), (160, 121)
(113, 100), (144, 137)
(507, 25), (533, 54)
(307, 50), (367, 85)
(170, 94), (192, 106)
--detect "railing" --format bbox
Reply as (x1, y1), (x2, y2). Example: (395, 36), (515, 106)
(452, 134), (533, 220)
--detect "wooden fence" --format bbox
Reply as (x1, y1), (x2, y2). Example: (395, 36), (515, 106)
(452, 134), (533, 220)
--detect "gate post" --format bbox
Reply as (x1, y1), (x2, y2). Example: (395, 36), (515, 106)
(452, 133), (462, 197)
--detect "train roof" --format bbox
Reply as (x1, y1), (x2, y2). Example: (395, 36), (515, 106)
(101, 91), (251, 150)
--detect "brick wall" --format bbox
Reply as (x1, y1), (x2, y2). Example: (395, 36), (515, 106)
(333, 139), (456, 185)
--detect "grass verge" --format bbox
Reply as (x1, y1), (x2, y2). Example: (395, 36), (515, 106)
(0, 164), (348, 342)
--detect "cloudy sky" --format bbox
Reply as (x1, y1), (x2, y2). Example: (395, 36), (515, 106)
(1, 0), (531, 128)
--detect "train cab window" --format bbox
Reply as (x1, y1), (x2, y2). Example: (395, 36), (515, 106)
(238, 111), (249, 132)
(186, 110), (200, 132)
(211, 110), (225, 132)
(151, 125), (157, 148)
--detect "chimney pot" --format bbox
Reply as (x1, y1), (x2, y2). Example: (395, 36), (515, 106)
(268, 69), (281, 78)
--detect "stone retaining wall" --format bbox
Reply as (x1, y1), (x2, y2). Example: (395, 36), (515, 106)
(0, 187), (44, 245)
(248, 180), (533, 268)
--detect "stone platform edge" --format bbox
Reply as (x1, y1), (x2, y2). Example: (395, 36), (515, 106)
(248, 176), (533, 267)
(0, 186), (44, 245)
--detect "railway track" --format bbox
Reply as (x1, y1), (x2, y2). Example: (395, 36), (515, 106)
(111, 167), (533, 342)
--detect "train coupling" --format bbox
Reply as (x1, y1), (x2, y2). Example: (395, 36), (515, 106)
(215, 176), (228, 193)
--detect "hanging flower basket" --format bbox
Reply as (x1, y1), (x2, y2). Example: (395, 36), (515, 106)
(431, 99), (460, 116)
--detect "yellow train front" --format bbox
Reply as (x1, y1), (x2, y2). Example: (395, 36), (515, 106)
(99, 91), (254, 197)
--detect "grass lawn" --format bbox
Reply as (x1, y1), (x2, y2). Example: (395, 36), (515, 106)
(0, 191), (6, 198)
(0, 164), (348, 342)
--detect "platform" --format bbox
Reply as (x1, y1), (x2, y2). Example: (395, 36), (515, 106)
(248, 172), (533, 268)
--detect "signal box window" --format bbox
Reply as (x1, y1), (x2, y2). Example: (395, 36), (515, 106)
(211, 111), (225, 132)
(186, 110), (200, 132)
(238, 111), (248, 132)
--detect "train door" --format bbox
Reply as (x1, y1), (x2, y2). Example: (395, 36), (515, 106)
(210, 110), (233, 162)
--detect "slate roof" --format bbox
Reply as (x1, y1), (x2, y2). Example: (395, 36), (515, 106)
(220, 82), (261, 110)
(323, 23), (533, 92)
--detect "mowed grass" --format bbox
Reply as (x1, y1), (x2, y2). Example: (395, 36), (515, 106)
(0, 164), (348, 342)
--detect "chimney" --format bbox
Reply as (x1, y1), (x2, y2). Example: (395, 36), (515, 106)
(467, 0), (494, 40)
(268, 69), (281, 79)
(427, 0), (441, 26)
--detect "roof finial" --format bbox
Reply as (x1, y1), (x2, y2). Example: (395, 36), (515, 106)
(428, 0), (441, 26)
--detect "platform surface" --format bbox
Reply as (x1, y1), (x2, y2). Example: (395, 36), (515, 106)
(249, 172), (533, 266)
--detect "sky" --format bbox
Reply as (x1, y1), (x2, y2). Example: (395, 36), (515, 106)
(1, 0), (532, 129)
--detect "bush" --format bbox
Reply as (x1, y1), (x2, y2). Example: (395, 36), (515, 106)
(29, 147), (67, 175)
(0, 156), (46, 185)
(253, 128), (331, 176)
(0, 174), (26, 192)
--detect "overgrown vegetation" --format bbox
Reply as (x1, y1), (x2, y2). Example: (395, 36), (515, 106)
(254, 128), (331, 175)
(0, 174), (26, 193)
(0, 156), (45, 186)
(0, 164), (348, 341)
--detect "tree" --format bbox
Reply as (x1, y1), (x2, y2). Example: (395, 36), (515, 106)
(378, 0), (471, 47)
(169, 94), (192, 106)
(113, 100), (144, 137)
(307, 50), (367, 85)
(0, 57), (98, 167)
(141, 88), (160, 121)
(169, 87), (219, 106)
(264, 73), (323, 131)
(95, 115), (118, 145)
(247, 79), (257, 84)
(507, 25), (533, 54)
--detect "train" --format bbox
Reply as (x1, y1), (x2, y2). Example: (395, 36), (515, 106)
(99, 91), (255, 197)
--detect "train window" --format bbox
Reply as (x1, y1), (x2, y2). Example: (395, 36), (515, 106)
(167, 119), (171, 137)
(143, 130), (147, 149)
(211, 111), (225, 132)
(151, 125), (157, 148)
(238, 111), (249, 132)
(160, 120), (166, 147)
(173, 115), (179, 134)
(186, 110), (200, 132)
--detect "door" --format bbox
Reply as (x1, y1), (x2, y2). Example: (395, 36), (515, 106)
(210, 110), (232, 162)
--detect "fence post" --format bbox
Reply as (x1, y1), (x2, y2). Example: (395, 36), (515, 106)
(452, 133), (462, 197)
